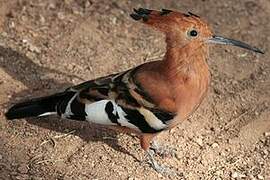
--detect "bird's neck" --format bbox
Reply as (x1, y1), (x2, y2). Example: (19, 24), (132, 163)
(160, 42), (211, 121)
(161, 42), (209, 80)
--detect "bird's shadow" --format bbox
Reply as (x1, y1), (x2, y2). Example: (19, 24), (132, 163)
(0, 45), (140, 162)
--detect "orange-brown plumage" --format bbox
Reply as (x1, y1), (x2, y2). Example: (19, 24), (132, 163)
(130, 9), (213, 149)
(6, 8), (264, 173)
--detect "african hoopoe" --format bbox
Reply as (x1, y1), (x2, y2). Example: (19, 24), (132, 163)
(5, 8), (263, 173)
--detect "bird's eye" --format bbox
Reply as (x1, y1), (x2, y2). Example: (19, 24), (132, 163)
(188, 30), (198, 37)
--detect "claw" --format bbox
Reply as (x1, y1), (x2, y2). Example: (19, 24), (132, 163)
(145, 150), (176, 176)
(150, 140), (176, 158)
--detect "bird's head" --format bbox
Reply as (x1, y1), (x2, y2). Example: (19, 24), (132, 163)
(130, 8), (264, 54)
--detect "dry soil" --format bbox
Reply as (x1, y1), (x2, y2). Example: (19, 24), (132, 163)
(0, 0), (269, 179)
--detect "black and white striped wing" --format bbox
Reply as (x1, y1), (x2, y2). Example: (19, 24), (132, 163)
(57, 69), (176, 133)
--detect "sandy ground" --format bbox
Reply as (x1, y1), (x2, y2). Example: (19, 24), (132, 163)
(0, 0), (269, 179)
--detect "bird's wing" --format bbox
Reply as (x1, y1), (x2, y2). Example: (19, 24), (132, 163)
(67, 65), (156, 109)
(58, 65), (176, 133)
(68, 71), (125, 102)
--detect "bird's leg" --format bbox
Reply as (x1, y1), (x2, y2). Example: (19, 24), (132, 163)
(140, 134), (174, 175)
(150, 140), (176, 158)
(144, 149), (176, 176)
(145, 149), (168, 173)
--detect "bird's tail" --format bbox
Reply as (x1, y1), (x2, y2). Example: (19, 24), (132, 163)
(5, 91), (75, 120)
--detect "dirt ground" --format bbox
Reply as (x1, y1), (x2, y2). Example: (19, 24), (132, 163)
(0, 0), (269, 179)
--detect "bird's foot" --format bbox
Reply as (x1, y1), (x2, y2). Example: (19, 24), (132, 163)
(145, 150), (176, 176)
(150, 140), (176, 158)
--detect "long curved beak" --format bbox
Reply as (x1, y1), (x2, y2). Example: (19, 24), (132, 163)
(208, 35), (264, 54)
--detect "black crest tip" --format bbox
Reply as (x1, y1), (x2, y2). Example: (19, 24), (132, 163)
(130, 13), (142, 21)
(160, 9), (172, 16)
(130, 8), (152, 22)
(134, 8), (152, 15)
(188, 11), (200, 18)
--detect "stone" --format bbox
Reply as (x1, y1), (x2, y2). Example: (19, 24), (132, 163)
(17, 164), (29, 174)
(231, 171), (238, 178)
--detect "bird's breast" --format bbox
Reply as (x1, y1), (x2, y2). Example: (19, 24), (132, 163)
(172, 59), (211, 125)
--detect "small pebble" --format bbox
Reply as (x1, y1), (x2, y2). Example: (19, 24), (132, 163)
(232, 80), (238, 85)
(111, 17), (117, 24)
(1, 32), (8, 37)
(48, 3), (56, 9)
(9, 21), (15, 28)
(39, 15), (45, 24)
(15, 175), (29, 180)
(100, 155), (107, 161)
(254, 111), (259, 116)
(84, 0), (91, 8)
(239, 174), (246, 178)
(212, 143), (219, 148)
(264, 132), (270, 137)
(215, 170), (223, 176)
(28, 44), (41, 53)
(195, 137), (203, 146)
(22, 39), (28, 43)
(263, 149), (268, 155)
(57, 12), (65, 20)
(17, 164), (28, 174)
(231, 171), (238, 178)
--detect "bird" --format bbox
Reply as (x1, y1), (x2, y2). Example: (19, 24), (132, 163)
(5, 8), (264, 173)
